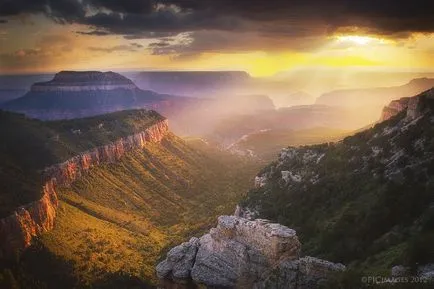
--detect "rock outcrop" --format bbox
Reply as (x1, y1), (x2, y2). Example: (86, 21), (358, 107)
(43, 119), (169, 186)
(31, 71), (137, 92)
(157, 215), (345, 289)
(0, 119), (169, 257)
(0, 180), (58, 258)
(380, 87), (434, 121)
(380, 97), (410, 121)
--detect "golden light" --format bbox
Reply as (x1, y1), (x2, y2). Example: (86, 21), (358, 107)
(336, 35), (375, 45)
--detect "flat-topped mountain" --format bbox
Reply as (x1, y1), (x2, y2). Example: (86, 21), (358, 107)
(1, 71), (174, 120)
(31, 71), (136, 92)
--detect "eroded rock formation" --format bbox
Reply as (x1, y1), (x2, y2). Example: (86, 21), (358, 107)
(0, 119), (169, 257)
(0, 180), (58, 258)
(31, 71), (137, 92)
(157, 215), (345, 289)
(380, 87), (434, 121)
(43, 119), (169, 186)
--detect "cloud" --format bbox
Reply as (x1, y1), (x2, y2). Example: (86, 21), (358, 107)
(88, 43), (144, 53)
(0, 0), (433, 56)
(148, 30), (328, 57)
(1, 0), (432, 36)
(76, 30), (111, 36)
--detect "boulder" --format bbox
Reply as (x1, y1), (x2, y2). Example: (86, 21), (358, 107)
(157, 216), (345, 289)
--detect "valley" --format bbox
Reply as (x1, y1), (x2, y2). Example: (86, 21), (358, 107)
(1, 69), (434, 288)
(0, 109), (261, 288)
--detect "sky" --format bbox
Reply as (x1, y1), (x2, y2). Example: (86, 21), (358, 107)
(0, 0), (433, 76)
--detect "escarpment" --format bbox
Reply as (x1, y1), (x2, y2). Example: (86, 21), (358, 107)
(43, 119), (169, 186)
(31, 71), (137, 92)
(0, 118), (169, 258)
(380, 87), (434, 121)
(157, 215), (345, 289)
(0, 180), (58, 259)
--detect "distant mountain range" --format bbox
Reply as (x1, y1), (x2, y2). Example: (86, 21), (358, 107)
(0, 71), (276, 139)
(316, 77), (434, 108)
(1, 71), (177, 120)
(131, 71), (251, 97)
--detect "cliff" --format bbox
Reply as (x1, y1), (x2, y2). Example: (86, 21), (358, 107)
(31, 71), (137, 92)
(43, 119), (169, 185)
(0, 119), (169, 258)
(235, 88), (434, 287)
(1, 70), (173, 120)
(156, 215), (345, 289)
(380, 87), (434, 121)
(0, 180), (58, 259)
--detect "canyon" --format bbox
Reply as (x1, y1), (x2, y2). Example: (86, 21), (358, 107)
(0, 118), (169, 258)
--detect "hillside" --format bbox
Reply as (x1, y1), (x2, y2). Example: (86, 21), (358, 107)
(0, 110), (260, 289)
(0, 109), (164, 217)
(228, 127), (351, 160)
(238, 88), (434, 286)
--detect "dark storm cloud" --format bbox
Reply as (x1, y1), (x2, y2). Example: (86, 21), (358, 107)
(76, 30), (111, 36)
(87, 0), (154, 14)
(88, 43), (144, 53)
(1, 0), (433, 41)
(0, 0), (86, 22)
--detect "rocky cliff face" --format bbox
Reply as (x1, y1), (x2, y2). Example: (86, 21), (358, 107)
(157, 215), (345, 289)
(31, 71), (137, 92)
(380, 87), (434, 121)
(0, 180), (58, 258)
(380, 97), (410, 121)
(43, 119), (169, 186)
(0, 119), (169, 257)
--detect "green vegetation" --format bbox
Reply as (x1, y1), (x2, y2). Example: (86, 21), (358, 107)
(0, 110), (261, 288)
(233, 127), (351, 160)
(0, 109), (164, 217)
(242, 97), (434, 287)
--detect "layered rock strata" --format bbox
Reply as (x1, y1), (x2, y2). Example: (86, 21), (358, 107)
(31, 71), (137, 92)
(157, 215), (345, 289)
(0, 119), (169, 257)
(43, 119), (169, 186)
(380, 87), (434, 121)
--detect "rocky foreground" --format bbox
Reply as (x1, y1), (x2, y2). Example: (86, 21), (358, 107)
(157, 215), (345, 289)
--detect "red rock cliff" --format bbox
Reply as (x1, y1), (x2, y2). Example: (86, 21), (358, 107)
(0, 180), (58, 258)
(0, 119), (169, 258)
(43, 119), (169, 186)
(380, 88), (434, 121)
